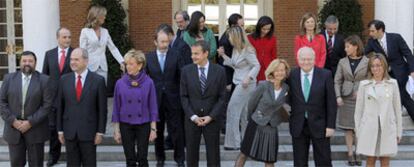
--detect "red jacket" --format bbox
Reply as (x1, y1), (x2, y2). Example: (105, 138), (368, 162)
(294, 34), (326, 68)
(248, 35), (277, 81)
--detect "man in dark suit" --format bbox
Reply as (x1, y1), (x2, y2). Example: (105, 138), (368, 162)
(287, 47), (337, 167)
(365, 19), (414, 120)
(146, 24), (185, 167)
(0, 51), (53, 167)
(320, 15), (346, 76)
(42, 27), (73, 167)
(57, 48), (107, 166)
(180, 40), (227, 167)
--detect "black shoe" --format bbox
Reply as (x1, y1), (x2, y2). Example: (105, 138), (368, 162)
(177, 162), (185, 167)
(224, 147), (240, 151)
(46, 159), (58, 167)
(156, 160), (165, 167)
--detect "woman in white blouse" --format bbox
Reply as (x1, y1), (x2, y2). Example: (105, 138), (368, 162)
(80, 5), (124, 82)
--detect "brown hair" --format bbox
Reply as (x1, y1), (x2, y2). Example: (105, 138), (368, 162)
(300, 12), (318, 34)
(367, 53), (390, 80)
(344, 35), (364, 57)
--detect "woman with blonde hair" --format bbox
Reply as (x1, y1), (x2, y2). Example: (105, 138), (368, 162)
(80, 5), (124, 83)
(355, 53), (402, 167)
(218, 26), (260, 150)
(234, 59), (290, 167)
(112, 49), (158, 167)
(294, 12), (326, 68)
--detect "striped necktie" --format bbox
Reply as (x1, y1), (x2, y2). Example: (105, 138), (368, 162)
(199, 67), (207, 94)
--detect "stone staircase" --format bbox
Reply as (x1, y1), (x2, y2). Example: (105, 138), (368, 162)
(1, 98), (414, 163)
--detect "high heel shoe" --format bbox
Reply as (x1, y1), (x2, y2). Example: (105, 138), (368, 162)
(348, 155), (355, 166)
(354, 154), (362, 166)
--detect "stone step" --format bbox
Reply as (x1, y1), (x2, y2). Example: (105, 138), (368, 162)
(1, 145), (414, 161)
(3, 130), (414, 146)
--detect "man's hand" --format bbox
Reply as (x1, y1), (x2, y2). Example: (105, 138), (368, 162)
(12, 119), (22, 129)
(149, 130), (157, 142)
(199, 116), (213, 126)
(336, 97), (344, 106)
(193, 117), (204, 126)
(325, 128), (335, 138)
(17, 121), (32, 133)
(58, 133), (65, 144)
(94, 133), (103, 145)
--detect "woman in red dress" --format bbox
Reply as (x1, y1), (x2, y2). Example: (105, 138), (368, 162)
(294, 13), (326, 68)
(248, 16), (277, 81)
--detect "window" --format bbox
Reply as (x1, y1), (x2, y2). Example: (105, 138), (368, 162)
(179, 0), (272, 36)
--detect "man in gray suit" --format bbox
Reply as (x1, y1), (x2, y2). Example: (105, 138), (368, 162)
(0, 51), (53, 167)
(57, 48), (107, 166)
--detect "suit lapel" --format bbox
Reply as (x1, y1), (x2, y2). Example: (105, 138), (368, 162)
(342, 57), (353, 76)
(308, 68), (320, 103)
(353, 56), (368, 75)
(204, 64), (214, 92)
(293, 69), (305, 102)
(151, 52), (163, 74)
(62, 47), (73, 73)
(16, 72), (23, 108)
(79, 71), (92, 102)
(374, 39), (386, 55)
(192, 65), (202, 95)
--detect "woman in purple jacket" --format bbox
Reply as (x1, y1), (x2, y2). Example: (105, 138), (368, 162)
(112, 49), (158, 167)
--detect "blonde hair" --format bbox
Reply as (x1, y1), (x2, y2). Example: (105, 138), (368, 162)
(85, 6), (107, 28)
(124, 49), (146, 70)
(227, 26), (249, 53)
(367, 53), (390, 80)
(299, 12), (318, 34)
(265, 59), (290, 81)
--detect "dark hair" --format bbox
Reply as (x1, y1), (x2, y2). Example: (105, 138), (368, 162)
(191, 40), (210, 53)
(344, 35), (364, 57)
(187, 11), (206, 38)
(228, 13), (243, 26)
(56, 27), (70, 38)
(21, 51), (37, 62)
(154, 23), (174, 40)
(251, 16), (274, 39)
(368, 19), (385, 32)
(174, 10), (190, 21)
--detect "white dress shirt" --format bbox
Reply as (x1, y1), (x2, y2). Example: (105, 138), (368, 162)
(74, 70), (88, 87)
(379, 32), (388, 54)
(79, 27), (124, 71)
(57, 47), (69, 63)
(300, 68), (314, 94)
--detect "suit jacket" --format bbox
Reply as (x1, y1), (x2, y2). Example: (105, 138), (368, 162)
(248, 81), (289, 127)
(320, 30), (346, 74)
(171, 37), (192, 65)
(145, 50), (184, 108)
(180, 63), (227, 120)
(287, 67), (337, 138)
(334, 56), (369, 97)
(57, 71), (107, 141)
(42, 47), (73, 125)
(365, 33), (414, 82)
(222, 46), (260, 84)
(0, 71), (53, 144)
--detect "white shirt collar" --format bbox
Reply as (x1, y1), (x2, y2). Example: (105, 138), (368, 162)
(301, 68), (314, 76)
(21, 73), (32, 80)
(74, 69), (88, 80)
(197, 61), (210, 70)
(380, 32), (387, 43)
(156, 49), (168, 56)
(58, 47), (69, 55)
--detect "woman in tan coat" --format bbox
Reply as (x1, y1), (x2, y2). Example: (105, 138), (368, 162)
(334, 35), (368, 166)
(355, 53), (402, 167)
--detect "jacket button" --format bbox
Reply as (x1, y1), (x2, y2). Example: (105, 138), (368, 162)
(201, 108), (204, 112)
(128, 115), (132, 118)
(138, 100), (141, 103)
(128, 100), (132, 103)
(138, 114), (141, 117)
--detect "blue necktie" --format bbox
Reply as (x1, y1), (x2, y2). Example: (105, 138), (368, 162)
(303, 73), (310, 118)
(159, 53), (166, 72)
(200, 67), (207, 94)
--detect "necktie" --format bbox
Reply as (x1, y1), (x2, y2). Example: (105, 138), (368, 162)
(22, 76), (30, 119)
(59, 49), (66, 73)
(76, 75), (82, 101)
(327, 36), (333, 57)
(199, 67), (207, 94)
(159, 53), (166, 72)
(378, 40), (387, 54)
(303, 73), (311, 102)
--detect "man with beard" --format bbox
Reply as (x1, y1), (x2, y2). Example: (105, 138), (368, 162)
(0, 51), (53, 167)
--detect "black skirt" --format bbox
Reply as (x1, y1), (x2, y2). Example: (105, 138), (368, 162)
(240, 121), (279, 163)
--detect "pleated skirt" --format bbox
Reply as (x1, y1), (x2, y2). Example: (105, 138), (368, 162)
(240, 121), (279, 163)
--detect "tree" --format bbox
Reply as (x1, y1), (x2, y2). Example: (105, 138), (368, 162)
(90, 0), (133, 95)
(319, 0), (364, 39)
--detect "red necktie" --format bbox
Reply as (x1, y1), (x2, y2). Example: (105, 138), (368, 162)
(59, 50), (66, 73)
(327, 36), (333, 57)
(76, 75), (82, 101)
